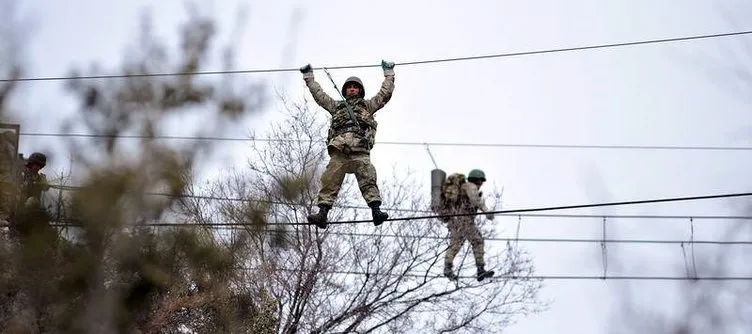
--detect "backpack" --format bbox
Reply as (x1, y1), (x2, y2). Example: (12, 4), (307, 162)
(439, 173), (467, 212)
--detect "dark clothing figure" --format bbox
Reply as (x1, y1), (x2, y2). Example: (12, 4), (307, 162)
(8, 152), (50, 240)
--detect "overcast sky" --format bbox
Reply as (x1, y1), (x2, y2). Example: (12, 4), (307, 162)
(7, 0), (752, 332)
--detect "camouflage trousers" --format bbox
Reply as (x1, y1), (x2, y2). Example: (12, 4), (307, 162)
(316, 149), (381, 206)
(444, 216), (485, 267)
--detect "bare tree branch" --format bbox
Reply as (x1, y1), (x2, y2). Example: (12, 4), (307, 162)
(188, 94), (546, 333)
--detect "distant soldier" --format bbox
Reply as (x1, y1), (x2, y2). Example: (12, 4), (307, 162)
(19, 152), (49, 208)
(8, 152), (50, 239)
(299, 60), (396, 229)
(438, 169), (495, 281)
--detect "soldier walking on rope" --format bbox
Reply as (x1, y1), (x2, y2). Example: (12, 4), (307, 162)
(299, 60), (395, 229)
(439, 169), (495, 281)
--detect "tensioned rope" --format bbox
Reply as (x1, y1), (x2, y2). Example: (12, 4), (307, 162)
(19, 131), (752, 151)
(2, 30), (750, 82)
(45, 184), (752, 220)
(305, 192), (752, 225)
(38, 222), (752, 246)
(43, 184), (752, 225)
(237, 267), (752, 281)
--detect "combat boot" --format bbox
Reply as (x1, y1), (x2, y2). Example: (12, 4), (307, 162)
(443, 263), (458, 281)
(368, 201), (389, 226)
(476, 265), (495, 282)
(307, 204), (331, 229)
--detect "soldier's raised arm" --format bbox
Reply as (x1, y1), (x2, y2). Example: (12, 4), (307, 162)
(463, 182), (495, 220)
(366, 60), (395, 113)
(300, 64), (337, 113)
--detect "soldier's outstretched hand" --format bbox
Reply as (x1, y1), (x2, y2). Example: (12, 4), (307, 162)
(381, 60), (395, 76)
(485, 212), (495, 220)
(300, 64), (314, 80)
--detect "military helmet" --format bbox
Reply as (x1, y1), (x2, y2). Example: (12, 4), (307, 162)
(467, 169), (486, 182)
(26, 152), (47, 166)
(342, 76), (365, 98)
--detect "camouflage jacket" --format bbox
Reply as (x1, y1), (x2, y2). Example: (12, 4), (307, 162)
(305, 75), (395, 153)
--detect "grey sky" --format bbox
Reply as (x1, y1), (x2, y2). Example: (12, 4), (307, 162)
(8, 0), (752, 332)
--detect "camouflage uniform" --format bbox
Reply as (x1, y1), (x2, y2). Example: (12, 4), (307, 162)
(8, 152), (50, 239)
(443, 169), (495, 281)
(300, 61), (395, 229)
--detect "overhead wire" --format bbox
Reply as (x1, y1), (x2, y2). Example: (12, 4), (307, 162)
(316, 191), (752, 225)
(50, 184), (752, 222)
(20, 218), (749, 282)
(24, 189), (752, 282)
(20, 214), (747, 282)
(2, 29), (751, 83)
(11, 30), (752, 151)
(18, 131), (752, 151)
(36, 221), (752, 246)
(239, 267), (752, 281)
(45, 183), (752, 225)
(3, 211), (746, 281)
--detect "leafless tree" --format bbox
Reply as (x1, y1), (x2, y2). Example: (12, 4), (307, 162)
(178, 93), (547, 333)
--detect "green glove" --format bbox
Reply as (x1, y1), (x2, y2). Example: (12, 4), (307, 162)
(381, 60), (395, 75)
